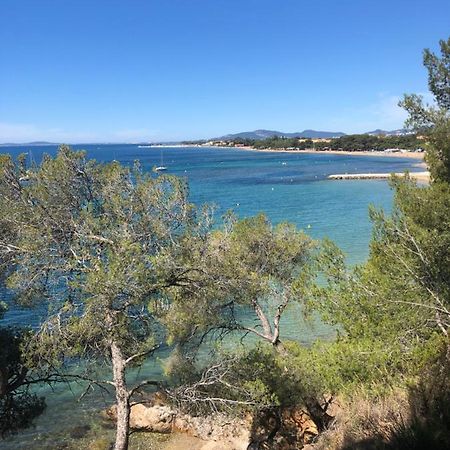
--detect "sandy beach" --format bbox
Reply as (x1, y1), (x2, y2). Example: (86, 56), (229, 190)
(149, 144), (426, 163)
(236, 146), (425, 162)
(328, 171), (430, 182)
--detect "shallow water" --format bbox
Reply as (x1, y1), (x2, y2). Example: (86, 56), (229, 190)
(0, 144), (420, 448)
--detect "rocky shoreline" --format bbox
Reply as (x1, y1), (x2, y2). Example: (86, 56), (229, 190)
(105, 393), (321, 450)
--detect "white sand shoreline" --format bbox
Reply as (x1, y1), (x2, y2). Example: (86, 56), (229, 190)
(328, 171), (430, 182)
(150, 145), (426, 163)
(235, 146), (426, 161)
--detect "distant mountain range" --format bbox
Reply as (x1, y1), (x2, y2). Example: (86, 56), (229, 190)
(213, 128), (410, 140)
(215, 129), (346, 140)
(365, 129), (409, 136)
(0, 129), (412, 146)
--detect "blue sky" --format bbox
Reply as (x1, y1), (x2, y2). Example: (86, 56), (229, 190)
(1, 0), (449, 143)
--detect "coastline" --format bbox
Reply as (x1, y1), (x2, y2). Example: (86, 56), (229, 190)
(328, 171), (430, 182)
(235, 146), (425, 161)
(147, 144), (425, 159)
(159, 144), (426, 163)
(146, 144), (428, 173)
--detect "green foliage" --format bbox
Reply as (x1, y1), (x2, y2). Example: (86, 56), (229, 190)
(0, 146), (208, 366)
(284, 339), (401, 397)
(159, 212), (318, 347)
(327, 134), (421, 151)
(0, 327), (46, 437)
(166, 343), (323, 415)
(335, 337), (450, 450)
(252, 136), (314, 150)
(401, 36), (450, 182)
(307, 39), (450, 402)
(1, 146), (320, 446)
(424, 37), (450, 109)
(300, 38), (450, 448)
(0, 391), (46, 438)
(311, 174), (450, 355)
(0, 146), (228, 447)
(246, 134), (421, 152)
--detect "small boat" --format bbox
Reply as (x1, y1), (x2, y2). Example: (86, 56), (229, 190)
(154, 148), (167, 172)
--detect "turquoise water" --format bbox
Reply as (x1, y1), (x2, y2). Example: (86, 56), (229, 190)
(0, 144), (421, 448)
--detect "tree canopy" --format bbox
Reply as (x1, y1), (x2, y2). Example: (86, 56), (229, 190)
(401, 37), (450, 182)
(0, 147), (215, 449)
(0, 147), (319, 448)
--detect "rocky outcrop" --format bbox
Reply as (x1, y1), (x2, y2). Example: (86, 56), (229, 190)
(106, 393), (321, 450)
(248, 407), (318, 449)
(106, 400), (249, 449)
(129, 403), (175, 433)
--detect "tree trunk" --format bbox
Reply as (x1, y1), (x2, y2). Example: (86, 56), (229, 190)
(111, 340), (131, 450)
(272, 337), (287, 355)
(270, 330), (331, 430)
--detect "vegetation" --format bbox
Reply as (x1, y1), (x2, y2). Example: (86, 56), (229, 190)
(162, 213), (317, 349)
(0, 149), (220, 449)
(183, 131), (422, 152)
(175, 35), (450, 448)
(187, 133), (423, 152)
(0, 150), (320, 448)
(0, 306), (46, 437)
(0, 197), (46, 436)
(305, 36), (450, 448)
(249, 133), (422, 152)
(401, 37), (450, 182)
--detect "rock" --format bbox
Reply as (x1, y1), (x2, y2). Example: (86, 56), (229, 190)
(199, 442), (238, 450)
(106, 401), (249, 448)
(164, 434), (239, 450)
(248, 407), (319, 450)
(282, 407), (318, 443)
(105, 392), (322, 450)
(130, 403), (175, 433)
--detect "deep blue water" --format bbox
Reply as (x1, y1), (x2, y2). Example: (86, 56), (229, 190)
(0, 144), (422, 448)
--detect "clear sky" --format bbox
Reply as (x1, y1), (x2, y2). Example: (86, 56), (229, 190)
(1, 0), (449, 143)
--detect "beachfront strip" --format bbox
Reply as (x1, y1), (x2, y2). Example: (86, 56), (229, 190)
(328, 171), (430, 182)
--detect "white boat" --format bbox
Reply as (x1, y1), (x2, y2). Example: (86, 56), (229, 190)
(154, 148), (167, 172)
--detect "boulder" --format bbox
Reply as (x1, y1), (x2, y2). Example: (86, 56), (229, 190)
(106, 401), (249, 449)
(130, 403), (175, 433)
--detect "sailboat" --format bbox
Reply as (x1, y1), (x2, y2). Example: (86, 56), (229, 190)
(155, 147), (167, 172)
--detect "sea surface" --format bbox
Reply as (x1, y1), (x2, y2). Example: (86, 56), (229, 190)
(0, 144), (422, 448)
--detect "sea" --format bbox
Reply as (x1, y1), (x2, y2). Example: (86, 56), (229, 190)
(0, 144), (423, 448)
